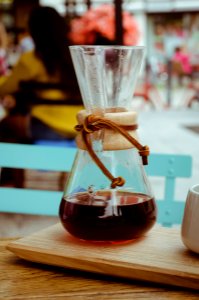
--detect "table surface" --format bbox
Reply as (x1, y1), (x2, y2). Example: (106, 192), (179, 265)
(1, 238), (199, 299)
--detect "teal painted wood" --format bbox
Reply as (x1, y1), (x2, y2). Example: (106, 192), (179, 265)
(0, 188), (62, 215)
(0, 143), (192, 226)
(0, 142), (77, 171)
(145, 153), (192, 226)
(0, 142), (75, 216)
(146, 154), (192, 177)
(157, 201), (185, 227)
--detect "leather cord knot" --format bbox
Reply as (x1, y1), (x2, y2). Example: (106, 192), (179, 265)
(139, 145), (150, 165)
(111, 177), (125, 189)
(75, 114), (103, 134)
(75, 114), (150, 189)
(84, 114), (102, 133)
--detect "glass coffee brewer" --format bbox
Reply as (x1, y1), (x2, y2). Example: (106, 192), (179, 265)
(59, 46), (157, 242)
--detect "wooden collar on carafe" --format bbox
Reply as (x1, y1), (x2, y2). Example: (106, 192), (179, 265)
(75, 108), (149, 188)
(76, 107), (142, 151)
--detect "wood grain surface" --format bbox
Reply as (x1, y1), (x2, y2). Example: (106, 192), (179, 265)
(6, 223), (199, 292)
(1, 238), (199, 299)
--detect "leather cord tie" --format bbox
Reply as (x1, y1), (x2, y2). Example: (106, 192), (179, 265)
(75, 114), (150, 189)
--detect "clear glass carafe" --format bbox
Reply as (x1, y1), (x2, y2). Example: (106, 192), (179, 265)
(59, 46), (157, 242)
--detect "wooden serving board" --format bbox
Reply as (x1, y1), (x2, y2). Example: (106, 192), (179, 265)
(7, 223), (199, 290)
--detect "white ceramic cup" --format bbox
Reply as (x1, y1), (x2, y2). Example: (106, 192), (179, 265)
(181, 184), (199, 254)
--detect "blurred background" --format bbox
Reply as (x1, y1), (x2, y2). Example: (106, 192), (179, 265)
(0, 0), (199, 237)
(1, 0), (199, 110)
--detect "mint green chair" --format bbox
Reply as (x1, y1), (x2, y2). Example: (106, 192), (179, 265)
(146, 154), (192, 226)
(0, 142), (192, 226)
(0, 142), (76, 216)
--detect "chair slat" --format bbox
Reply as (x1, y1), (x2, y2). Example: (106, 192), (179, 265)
(146, 154), (192, 177)
(0, 143), (76, 171)
(0, 188), (61, 215)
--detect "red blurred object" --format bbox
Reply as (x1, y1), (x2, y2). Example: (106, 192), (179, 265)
(69, 4), (140, 45)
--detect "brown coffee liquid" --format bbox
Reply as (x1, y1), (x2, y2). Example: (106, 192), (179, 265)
(59, 190), (157, 242)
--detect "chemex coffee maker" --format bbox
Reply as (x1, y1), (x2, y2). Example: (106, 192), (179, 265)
(59, 46), (157, 242)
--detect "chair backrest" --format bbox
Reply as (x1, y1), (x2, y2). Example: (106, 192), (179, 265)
(146, 153), (192, 226)
(0, 143), (192, 226)
(0, 142), (77, 215)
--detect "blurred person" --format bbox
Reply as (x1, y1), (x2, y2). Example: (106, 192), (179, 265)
(172, 46), (192, 75)
(0, 21), (8, 76)
(0, 6), (82, 143)
(18, 29), (34, 53)
(172, 46), (192, 85)
(5, 32), (21, 70)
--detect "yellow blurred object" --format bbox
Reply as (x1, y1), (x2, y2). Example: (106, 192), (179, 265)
(0, 51), (83, 138)
(32, 105), (83, 138)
